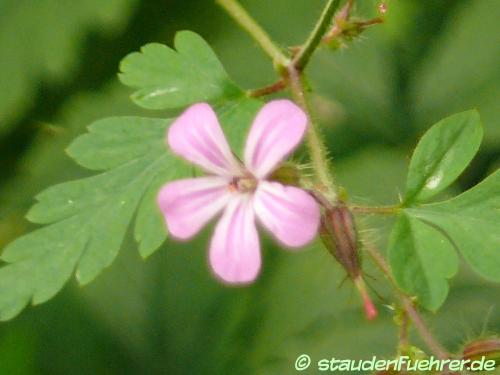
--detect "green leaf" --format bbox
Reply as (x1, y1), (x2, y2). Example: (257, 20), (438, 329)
(216, 96), (263, 154)
(404, 110), (483, 204)
(134, 172), (170, 259)
(119, 31), (241, 110)
(65, 117), (168, 171)
(407, 170), (500, 282)
(0, 117), (182, 321)
(0, 96), (261, 321)
(388, 213), (458, 311)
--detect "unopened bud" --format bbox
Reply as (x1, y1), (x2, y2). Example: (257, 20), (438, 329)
(320, 204), (377, 320)
(320, 205), (360, 279)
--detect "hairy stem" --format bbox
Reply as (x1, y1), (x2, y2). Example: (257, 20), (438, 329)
(288, 66), (337, 201)
(216, 1), (446, 366)
(365, 245), (450, 360)
(293, 0), (342, 71)
(218, 0), (346, 200)
(216, 0), (290, 68)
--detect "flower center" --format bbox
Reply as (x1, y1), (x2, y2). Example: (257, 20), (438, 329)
(228, 176), (258, 193)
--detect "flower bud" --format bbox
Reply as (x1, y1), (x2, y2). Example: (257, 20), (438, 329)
(320, 205), (360, 279)
(320, 204), (377, 320)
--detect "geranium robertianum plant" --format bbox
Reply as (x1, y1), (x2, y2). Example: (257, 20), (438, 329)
(0, 0), (498, 369)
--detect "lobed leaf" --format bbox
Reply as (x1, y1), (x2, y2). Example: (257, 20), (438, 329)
(406, 170), (500, 282)
(404, 110), (483, 204)
(0, 96), (262, 321)
(119, 31), (241, 110)
(0, 117), (183, 320)
(66, 117), (170, 171)
(388, 213), (458, 311)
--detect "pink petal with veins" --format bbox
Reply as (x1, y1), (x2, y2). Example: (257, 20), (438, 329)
(209, 196), (261, 284)
(254, 181), (320, 248)
(244, 100), (308, 178)
(168, 103), (242, 176)
(158, 176), (231, 239)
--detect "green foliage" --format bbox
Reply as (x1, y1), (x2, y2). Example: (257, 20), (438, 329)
(390, 111), (499, 310)
(0, 0), (136, 132)
(388, 213), (458, 311)
(0, 117), (179, 320)
(1, 1), (500, 372)
(404, 110), (483, 204)
(407, 170), (500, 282)
(0, 27), (265, 321)
(119, 31), (241, 110)
(0, 94), (261, 320)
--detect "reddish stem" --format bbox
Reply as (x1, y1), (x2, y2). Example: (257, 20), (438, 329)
(247, 79), (287, 97)
(365, 245), (450, 359)
(354, 276), (378, 320)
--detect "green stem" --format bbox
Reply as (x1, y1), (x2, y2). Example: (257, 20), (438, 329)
(216, 0), (290, 68)
(293, 0), (341, 71)
(218, 0), (343, 200)
(350, 205), (401, 215)
(365, 245), (450, 360)
(397, 308), (410, 356)
(288, 67), (337, 201)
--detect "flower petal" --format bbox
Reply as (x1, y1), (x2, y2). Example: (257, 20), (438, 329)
(209, 196), (261, 284)
(158, 177), (230, 239)
(168, 103), (241, 176)
(244, 100), (307, 178)
(254, 181), (320, 248)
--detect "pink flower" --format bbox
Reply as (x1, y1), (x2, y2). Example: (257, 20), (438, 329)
(158, 100), (320, 284)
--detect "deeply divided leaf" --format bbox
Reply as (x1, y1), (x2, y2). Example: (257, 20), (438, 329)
(0, 96), (261, 321)
(388, 214), (458, 311)
(406, 170), (500, 282)
(0, 117), (183, 321)
(404, 110), (483, 204)
(119, 31), (241, 110)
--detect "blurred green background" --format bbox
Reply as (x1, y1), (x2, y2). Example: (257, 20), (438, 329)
(0, 0), (499, 374)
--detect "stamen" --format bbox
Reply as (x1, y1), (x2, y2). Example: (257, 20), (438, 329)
(228, 181), (238, 192)
(228, 176), (258, 193)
